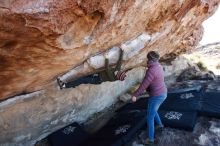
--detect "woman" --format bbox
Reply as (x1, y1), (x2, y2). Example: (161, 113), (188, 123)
(131, 51), (167, 145)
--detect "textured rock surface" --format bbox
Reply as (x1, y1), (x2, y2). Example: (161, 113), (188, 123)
(162, 55), (198, 85)
(177, 67), (216, 81)
(0, 67), (145, 146)
(0, 0), (220, 100)
(0, 56), (194, 146)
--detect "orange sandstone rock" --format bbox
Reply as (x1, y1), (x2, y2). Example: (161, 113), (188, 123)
(0, 0), (219, 100)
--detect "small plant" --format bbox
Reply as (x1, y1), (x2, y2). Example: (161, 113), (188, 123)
(216, 63), (220, 69)
(214, 45), (220, 50)
(197, 61), (207, 71)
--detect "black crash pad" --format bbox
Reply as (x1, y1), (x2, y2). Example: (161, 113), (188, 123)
(116, 98), (149, 112)
(159, 110), (198, 131)
(160, 90), (202, 111)
(117, 90), (202, 113)
(80, 110), (146, 146)
(199, 92), (220, 118)
(48, 122), (89, 146)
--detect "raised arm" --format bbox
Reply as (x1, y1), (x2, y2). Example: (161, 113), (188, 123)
(115, 48), (124, 71)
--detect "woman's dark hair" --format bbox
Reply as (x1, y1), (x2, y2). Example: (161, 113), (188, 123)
(147, 51), (160, 62)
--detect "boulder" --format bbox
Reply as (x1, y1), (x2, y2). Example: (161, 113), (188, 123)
(0, 0), (219, 100)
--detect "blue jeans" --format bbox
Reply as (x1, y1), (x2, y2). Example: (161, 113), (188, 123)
(147, 93), (167, 141)
(65, 74), (102, 88)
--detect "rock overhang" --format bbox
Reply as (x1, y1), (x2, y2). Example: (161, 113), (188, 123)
(0, 0), (219, 100)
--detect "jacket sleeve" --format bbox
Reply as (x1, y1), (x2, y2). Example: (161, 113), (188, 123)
(132, 69), (154, 97)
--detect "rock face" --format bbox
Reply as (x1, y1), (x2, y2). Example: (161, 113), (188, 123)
(0, 0), (219, 100)
(0, 56), (194, 146)
(0, 67), (145, 146)
(0, 0), (220, 145)
(176, 66), (216, 81)
(132, 79), (220, 146)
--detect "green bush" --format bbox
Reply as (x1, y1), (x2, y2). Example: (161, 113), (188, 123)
(197, 61), (207, 71)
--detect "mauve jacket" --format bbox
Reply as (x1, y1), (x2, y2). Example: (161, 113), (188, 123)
(133, 61), (167, 97)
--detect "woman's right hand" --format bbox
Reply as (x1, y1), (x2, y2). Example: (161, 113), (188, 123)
(131, 96), (137, 102)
